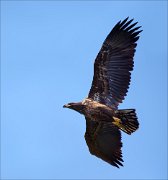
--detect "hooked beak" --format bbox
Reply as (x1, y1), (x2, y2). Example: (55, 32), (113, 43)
(63, 104), (70, 108)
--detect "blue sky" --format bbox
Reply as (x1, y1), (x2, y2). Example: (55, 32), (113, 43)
(1, 1), (167, 179)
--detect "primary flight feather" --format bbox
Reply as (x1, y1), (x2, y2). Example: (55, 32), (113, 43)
(63, 17), (142, 168)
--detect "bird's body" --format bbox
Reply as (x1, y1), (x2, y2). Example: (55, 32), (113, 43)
(82, 98), (115, 122)
(63, 17), (142, 168)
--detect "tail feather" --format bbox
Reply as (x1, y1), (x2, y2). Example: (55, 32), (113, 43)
(113, 109), (139, 135)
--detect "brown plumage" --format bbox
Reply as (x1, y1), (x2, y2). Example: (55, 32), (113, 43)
(63, 17), (142, 168)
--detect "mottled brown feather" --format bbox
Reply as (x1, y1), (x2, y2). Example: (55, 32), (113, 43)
(85, 117), (123, 168)
(88, 17), (142, 109)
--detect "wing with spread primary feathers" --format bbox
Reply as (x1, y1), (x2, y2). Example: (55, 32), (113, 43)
(88, 17), (142, 109)
(84, 117), (123, 168)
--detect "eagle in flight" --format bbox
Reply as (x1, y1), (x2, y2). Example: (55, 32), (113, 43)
(63, 17), (142, 168)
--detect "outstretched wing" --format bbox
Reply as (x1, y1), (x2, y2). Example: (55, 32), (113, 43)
(85, 117), (123, 168)
(88, 17), (142, 109)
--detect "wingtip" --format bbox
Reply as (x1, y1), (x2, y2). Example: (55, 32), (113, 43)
(112, 161), (124, 168)
(125, 16), (129, 21)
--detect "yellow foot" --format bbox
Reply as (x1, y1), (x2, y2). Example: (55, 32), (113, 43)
(112, 117), (122, 127)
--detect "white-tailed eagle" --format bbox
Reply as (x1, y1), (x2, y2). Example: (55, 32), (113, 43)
(63, 17), (142, 168)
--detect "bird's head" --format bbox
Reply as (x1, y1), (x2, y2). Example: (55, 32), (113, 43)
(63, 102), (85, 114)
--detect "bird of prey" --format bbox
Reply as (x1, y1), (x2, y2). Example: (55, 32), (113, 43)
(63, 17), (142, 168)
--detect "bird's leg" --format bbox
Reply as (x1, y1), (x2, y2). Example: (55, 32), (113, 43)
(113, 116), (130, 134)
(112, 117), (125, 130)
(113, 117), (121, 125)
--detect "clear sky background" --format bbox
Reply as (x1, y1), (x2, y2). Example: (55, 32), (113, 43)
(1, 1), (167, 179)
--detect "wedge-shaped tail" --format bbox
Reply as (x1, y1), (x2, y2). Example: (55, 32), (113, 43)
(113, 109), (139, 135)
